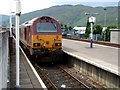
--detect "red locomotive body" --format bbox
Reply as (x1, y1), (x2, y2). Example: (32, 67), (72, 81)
(20, 16), (62, 59)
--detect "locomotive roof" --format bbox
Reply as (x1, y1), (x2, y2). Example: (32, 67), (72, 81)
(21, 17), (38, 27)
(20, 16), (57, 27)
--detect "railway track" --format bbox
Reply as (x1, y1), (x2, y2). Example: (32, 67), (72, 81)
(60, 65), (107, 89)
(34, 63), (95, 90)
(63, 37), (120, 48)
(21, 43), (105, 90)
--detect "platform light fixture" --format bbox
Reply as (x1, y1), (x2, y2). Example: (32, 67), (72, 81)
(104, 8), (107, 27)
(15, 0), (21, 88)
(104, 8), (107, 41)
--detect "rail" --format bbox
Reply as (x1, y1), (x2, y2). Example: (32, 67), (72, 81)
(63, 36), (120, 48)
(58, 65), (91, 89)
(35, 64), (58, 90)
(33, 63), (92, 89)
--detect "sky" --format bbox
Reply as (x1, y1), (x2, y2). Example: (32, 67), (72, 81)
(0, 0), (119, 15)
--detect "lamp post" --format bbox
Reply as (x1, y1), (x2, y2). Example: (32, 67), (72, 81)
(10, 0), (12, 37)
(15, 0), (21, 88)
(104, 8), (107, 27)
(85, 13), (98, 48)
(104, 8), (107, 41)
(89, 16), (96, 48)
(10, 12), (12, 37)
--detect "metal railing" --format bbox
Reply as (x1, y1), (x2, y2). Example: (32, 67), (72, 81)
(0, 31), (9, 90)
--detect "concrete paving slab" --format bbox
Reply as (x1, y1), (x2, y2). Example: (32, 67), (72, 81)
(9, 38), (45, 89)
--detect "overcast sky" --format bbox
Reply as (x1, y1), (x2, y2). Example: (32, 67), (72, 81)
(0, 0), (119, 15)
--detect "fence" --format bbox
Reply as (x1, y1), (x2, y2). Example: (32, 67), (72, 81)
(0, 31), (9, 89)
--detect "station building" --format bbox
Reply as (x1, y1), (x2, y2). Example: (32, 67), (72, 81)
(110, 29), (120, 44)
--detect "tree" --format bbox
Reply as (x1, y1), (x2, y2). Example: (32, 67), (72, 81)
(104, 25), (117, 41)
(61, 24), (63, 28)
(93, 24), (102, 35)
(85, 17), (91, 38)
(68, 26), (72, 30)
(64, 25), (68, 31)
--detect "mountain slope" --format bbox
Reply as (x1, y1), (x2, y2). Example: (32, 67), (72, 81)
(0, 15), (9, 27)
(20, 5), (118, 26)
(0, 5), (118, 27)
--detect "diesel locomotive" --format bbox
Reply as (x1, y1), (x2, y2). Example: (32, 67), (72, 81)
(19, 16), (62, 59)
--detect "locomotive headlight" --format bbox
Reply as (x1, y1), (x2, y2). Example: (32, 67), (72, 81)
(55, 43), (62, 46)
(33, 43), (40, 47)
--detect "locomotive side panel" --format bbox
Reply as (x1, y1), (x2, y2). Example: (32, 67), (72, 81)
(20, 25), (32, 49)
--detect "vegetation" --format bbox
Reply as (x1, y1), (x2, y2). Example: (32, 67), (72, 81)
(85, 17), (91, 38)
(93, 24), (103, 35)
(64, 25), (68, 31)
(103, 25), (117, 41)
(19, 5), (118, 26)
(68, 26), (72, 30)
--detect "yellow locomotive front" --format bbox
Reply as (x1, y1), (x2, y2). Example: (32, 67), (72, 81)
(29, 16), (62, 56)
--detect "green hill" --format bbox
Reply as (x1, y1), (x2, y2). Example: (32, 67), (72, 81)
(0, 15), (10, 27)
(1, 4), (118, 27)
(20, 5), (118, 26)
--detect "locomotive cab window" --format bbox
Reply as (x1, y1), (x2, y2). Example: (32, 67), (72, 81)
(36, 22), (57, 33)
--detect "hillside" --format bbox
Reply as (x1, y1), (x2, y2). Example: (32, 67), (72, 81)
(0, 15), (9, 27)
(0, 4), (118, 27)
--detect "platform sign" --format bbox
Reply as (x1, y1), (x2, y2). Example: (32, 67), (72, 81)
(89, 16), (96, 23)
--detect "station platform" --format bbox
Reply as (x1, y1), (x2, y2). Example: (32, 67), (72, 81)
(8, 37), (46, 89)
(62, 39), (119, 76)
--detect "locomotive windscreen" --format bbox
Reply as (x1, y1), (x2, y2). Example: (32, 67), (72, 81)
(36, 22), (57, 33)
